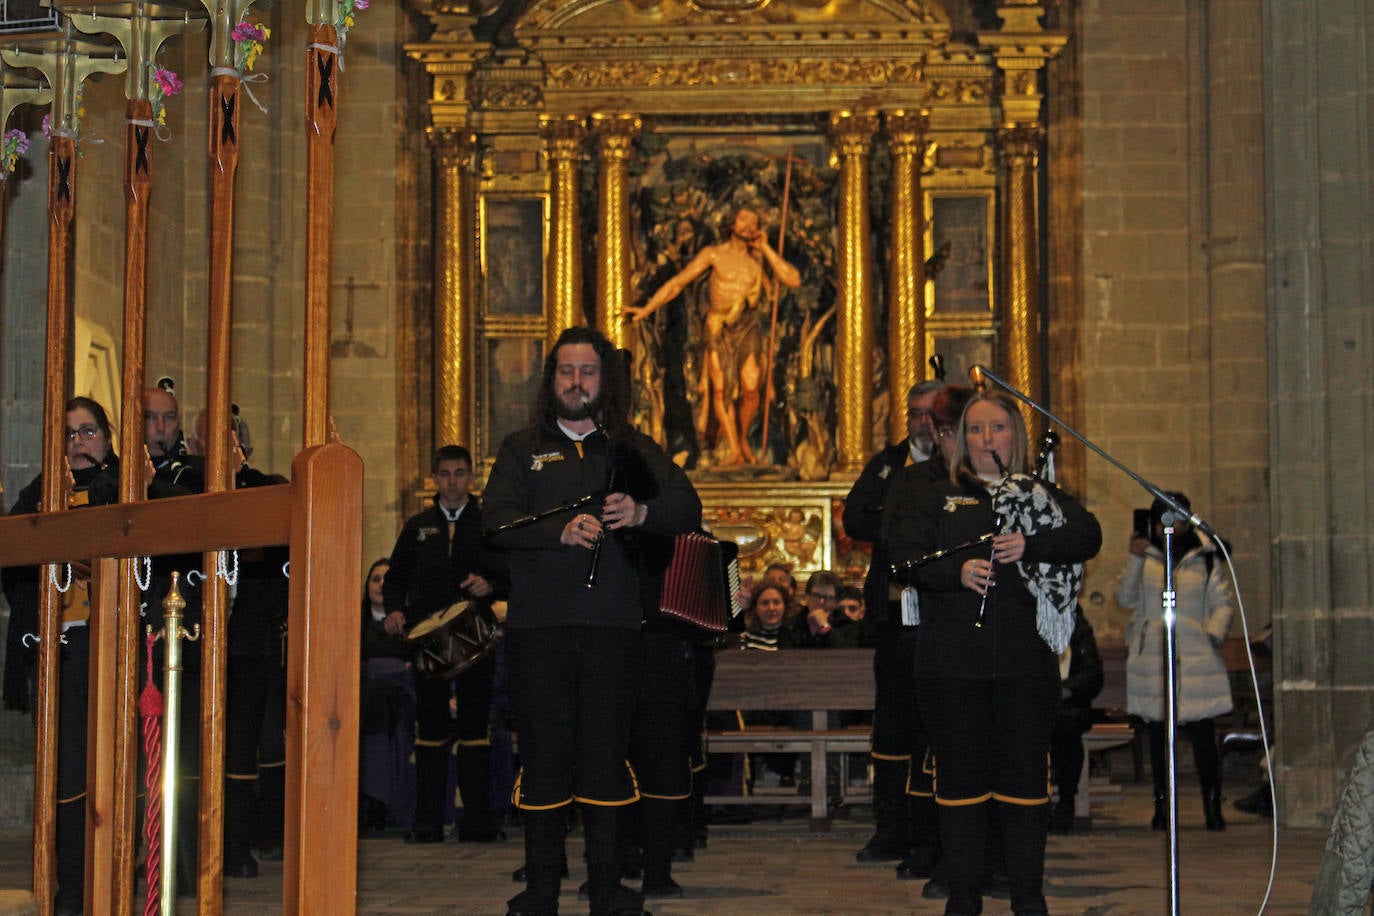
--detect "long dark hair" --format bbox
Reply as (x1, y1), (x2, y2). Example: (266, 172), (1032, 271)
(533, 326), (631, 436)
(361, 558), (389, 616)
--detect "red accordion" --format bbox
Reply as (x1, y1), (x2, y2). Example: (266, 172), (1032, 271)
(659, 533), (742, 633)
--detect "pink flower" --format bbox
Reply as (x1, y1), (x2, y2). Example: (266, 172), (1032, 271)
(5, 129), (29, 155)
(41, 114), (51, 139)
(153, 66), (182, 97)
(231, 21), (267, 43)
(355, 0), (370, 8)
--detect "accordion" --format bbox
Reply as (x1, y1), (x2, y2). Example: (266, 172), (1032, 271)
(659, 533), (742, 633)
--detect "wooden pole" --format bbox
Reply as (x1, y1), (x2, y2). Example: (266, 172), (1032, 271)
(759, 148), (794, 462)
(33, 130), (78, 915)
(302, 25), (338, 447)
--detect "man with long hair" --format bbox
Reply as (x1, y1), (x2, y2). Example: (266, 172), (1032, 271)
(484, 326), (701, 916)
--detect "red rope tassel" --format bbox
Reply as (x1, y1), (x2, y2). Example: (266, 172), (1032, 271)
(139, 631), (164, 916)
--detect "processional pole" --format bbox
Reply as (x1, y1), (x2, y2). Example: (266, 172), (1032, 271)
(155, 574), (199, 915)
(191, 0), (265, 901)
(303, 0), (343, 447)
(2, 29), (124, 911)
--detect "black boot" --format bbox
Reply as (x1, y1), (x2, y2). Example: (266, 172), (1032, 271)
(1000, 801), (1049, 916)
(456, 744), (504, 842)
(1203, 787), (1226, 831)
(857, 757), (912, 862)
(54, 797), (86, 913)
(1151, 794), (1166, 831)
(223, 778), (260, 877)
(409, 743), (449, 843)
(582, 804), (648, 916)
(507, 807), (566, 915)
(639, 797), (682, 898)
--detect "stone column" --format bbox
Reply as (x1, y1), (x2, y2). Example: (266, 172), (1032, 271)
(542, 115), (587, 346)
(884, 109), (929, 443)
(996, 124), (1044, 435)
(829, 111), (878, 472)
(591, 113), (641, 350)
(427, 127), (477, 451)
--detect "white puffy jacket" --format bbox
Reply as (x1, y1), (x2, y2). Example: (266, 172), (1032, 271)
(1117, 533), (1235, 723)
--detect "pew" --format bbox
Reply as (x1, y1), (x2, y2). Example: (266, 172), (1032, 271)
(704, 648), (874, 831)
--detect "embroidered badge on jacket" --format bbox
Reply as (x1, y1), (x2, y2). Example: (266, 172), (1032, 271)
(530, 450), (565, 472)
(943, 495), (979, 513)
(416, 525), (441, 542)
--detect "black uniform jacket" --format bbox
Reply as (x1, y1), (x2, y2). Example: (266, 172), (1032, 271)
(482, 420), (702, 631)
(888, 474), (1101, 681)
(383, 494), (509, 628)
(843, 441), (913, 624)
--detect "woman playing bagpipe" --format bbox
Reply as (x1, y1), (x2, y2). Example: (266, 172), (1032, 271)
(887, 391), (1102, 916)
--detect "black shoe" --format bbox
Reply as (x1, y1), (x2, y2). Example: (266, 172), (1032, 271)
(224, 857), (259, 879)
(642, 877), (684, 899)
(405, 828), (445, 844)
(1047, 800), (1075, 834)
(458, 826), (508, 843)
(922, 878), (949, 900)
(1204, 788), (1226, 831)
(855, 834), (908, 863)
(896, 847), (937, 880)
(506, 888), (558, 916)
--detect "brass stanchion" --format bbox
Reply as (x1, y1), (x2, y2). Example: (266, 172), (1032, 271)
(156, 573), (199, 914)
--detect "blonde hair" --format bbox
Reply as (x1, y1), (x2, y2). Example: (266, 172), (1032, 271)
(949, 391), (1028, 483)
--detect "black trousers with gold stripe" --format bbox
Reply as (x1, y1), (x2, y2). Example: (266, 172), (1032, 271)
(412, 651), (495, 835)
(506, 626), (642, 809)
(918, 674), (1058, 913)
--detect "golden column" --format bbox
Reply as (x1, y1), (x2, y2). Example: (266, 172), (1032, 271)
(885, 109), (930, 443)
(542, 115), (587, 346)
(428, 127), (477, 450)
(996, 125), (1044, 426)
(829, 110), (879, 472)
(981, 1), (1065, 435)
(591, 112), (641, 350)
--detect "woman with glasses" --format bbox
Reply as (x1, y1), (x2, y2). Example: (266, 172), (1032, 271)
(887, 391), (1101, 916)
(3, 397), (120, 913)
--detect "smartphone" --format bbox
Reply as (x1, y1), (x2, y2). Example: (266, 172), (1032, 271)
(1133, 508), (1151, 538)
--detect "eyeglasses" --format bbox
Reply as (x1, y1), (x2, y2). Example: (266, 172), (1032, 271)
(935, 427), (956, 439)
(65, 425), (101, 442)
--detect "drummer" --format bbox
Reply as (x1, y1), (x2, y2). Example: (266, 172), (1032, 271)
(381, 444), (509, 844)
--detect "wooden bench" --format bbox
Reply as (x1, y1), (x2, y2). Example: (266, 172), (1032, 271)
(704, 648), (874, 830)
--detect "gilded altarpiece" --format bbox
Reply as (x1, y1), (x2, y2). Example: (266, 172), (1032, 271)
(406, 0), (1064, 582)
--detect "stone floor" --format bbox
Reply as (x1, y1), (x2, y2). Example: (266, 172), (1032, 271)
(0, 781), (1329, 915)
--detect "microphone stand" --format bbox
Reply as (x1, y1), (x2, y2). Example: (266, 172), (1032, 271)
(968, 364), (1215, 916)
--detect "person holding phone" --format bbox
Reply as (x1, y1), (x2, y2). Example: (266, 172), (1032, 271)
(1117, 491), (1235, 831)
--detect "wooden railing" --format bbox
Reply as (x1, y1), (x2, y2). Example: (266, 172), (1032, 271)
(0, 443), (361, 915)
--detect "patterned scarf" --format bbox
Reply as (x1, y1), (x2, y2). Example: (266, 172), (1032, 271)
(991, 474), (1084, 654)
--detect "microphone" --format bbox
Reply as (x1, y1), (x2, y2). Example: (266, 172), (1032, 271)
(962, 363), (1221, 541)
(928, 354), (946, 382)
(969, 364), (987, 390)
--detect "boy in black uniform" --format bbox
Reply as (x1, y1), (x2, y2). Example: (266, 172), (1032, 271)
(484, 326), (701, 916)
(383, 444), (507, 844)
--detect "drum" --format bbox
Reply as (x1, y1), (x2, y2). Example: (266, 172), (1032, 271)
(405, 600), (501, 679)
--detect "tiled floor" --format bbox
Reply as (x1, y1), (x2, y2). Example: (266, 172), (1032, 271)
(0, 781), (1327, 914)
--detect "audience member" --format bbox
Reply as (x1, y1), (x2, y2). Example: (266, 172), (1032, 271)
(1117, 491), (1235, 832)
(359, 558), (416, 834)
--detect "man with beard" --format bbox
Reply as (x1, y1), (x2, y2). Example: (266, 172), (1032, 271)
(483, 326), (702, 916)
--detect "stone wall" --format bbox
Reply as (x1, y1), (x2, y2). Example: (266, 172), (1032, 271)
(1265, 0), (1374, 829)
